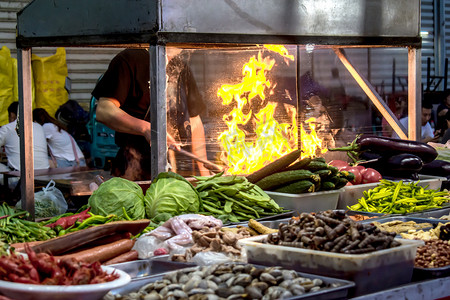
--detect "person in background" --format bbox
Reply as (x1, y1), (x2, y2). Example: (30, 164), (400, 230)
(392, 100), (440, 143)
(439, 110), (450, 144)
(436, 90), (450, 135)
(92, 48), (209, 181)
(0, 102), (49, 172)
(7, 101), (18, 123)
(33, 108), (86, 168)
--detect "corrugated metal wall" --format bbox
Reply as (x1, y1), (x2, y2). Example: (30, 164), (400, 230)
(0, 0), (122, 112)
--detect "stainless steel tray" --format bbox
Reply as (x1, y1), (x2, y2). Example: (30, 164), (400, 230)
(107, 263), (355, 300)
(407, 206), (450, 219)
(348, 204), (450, 219)
(108, 255), (195, 280)
(223, 210), (295, 226)
(368, 216), (449, 228)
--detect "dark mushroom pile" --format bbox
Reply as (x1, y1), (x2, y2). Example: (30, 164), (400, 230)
(267, 210), (400, 254)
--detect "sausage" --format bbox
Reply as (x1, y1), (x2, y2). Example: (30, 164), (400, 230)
(103, 250), (139, 265)
(82, 232), (132, 248)
(10, 241), (44, 253)
(57, 238), (135, 263)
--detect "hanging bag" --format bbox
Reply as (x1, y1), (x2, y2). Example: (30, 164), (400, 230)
(16, 180), (68, 218)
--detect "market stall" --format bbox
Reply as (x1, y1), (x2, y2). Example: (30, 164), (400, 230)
(1, 0), (447, 299)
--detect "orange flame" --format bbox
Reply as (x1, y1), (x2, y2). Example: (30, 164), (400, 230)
(300, 117), (328, 159)
(218, 46), (326, 174)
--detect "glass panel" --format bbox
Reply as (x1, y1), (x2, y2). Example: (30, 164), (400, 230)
(166, 45), (412, 176)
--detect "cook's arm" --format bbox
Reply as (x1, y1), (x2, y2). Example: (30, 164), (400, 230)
(190, 115), (210, 176)
(96, 97), (178, 148)
(96, 97), (151, 142)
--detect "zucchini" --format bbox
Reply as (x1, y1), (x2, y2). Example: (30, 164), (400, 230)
(274, 180), (315, 194)
(255, 169), (316, 191)
(246, 149), (301, 183)
(305, 161), (329, 171)
(285, 157), (312, 171)
(320, 181), (335, 191)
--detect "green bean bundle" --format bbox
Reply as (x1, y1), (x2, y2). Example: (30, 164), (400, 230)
(195, 172), (286, 223)
(0, 202), (57, 243)
(349, 179), (450, 214)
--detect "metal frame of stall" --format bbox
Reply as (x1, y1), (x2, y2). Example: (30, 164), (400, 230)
(16, 0), (421, 219)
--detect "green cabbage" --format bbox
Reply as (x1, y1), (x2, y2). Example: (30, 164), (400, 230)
(144, 172), (201, 221)
(88, 177), (145, 219)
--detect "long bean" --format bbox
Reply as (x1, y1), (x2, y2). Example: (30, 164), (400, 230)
(195, 173), (286, 223)
(349, 180), (450, 214)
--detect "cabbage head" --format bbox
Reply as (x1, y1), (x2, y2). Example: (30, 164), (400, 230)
(88, 177), (145, 219)
(144, 172), (201, 221)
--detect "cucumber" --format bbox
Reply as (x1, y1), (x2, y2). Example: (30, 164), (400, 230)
(285, 157), (312, 171)
(311, 157), (326, 163)
(339, 170), (355, 181)
(335, 177), (349, 189)
(314, 169), (332, 178)
(327, 165), (339, 175)
(320, 181), (335, 191)
(255, 169), (316, 191)
(274, 180), (315, 194)
(328, 175), (340, 184)
(306, 161), (329, 171)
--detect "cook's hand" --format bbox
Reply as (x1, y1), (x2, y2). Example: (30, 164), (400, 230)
(143, 126), (181, 150)
(167, 133), (182, 151)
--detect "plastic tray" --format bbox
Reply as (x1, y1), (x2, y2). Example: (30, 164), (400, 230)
(239, 236), (423, 297)
(107, 263), (355, 300)
(337, 175), (446, 209)
(265, 189), (340, 213)
(412, 264), (450, 281)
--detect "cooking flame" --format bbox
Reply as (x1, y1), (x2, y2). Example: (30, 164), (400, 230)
(300, 117), (328, 159)
(217, 46), (326, 174)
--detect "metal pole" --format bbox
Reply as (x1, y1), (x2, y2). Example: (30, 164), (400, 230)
(149, 45), (168, 179)
(17, 48), (35, 219)
(334, 48), (407, 139)
(408, 47), (421, 141)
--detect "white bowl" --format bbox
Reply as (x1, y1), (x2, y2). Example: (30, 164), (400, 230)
(0, 266), (131, 300)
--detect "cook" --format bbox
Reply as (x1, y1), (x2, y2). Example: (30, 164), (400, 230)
(92, 48), (209, 181)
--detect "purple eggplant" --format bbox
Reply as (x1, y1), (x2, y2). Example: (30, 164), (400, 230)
(356, 135), (437, 163)
(420, 159), (450, 177)
(330, 134), (438, 164)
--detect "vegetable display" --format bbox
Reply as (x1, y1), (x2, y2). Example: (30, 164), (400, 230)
(348, 179), (450, 214)
(267, 210), (400, 254)
(195, 172), (285, 223)
(0, 203), (57, 243)
(254, 157), (352, 193)
(329, 160), (382, 185)
(0, 245), (119, 285)
(144, 172), (201, 222)
(330, 134), (439, 180)
(88, 177), (146, 220)
(44, 207), (91, 230)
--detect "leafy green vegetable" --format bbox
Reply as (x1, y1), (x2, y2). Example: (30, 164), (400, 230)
(144, 172), (201, 221)
(88, 177), (145, 219)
